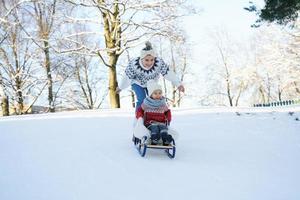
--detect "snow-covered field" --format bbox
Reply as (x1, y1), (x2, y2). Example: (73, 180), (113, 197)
(1, 107), (300, 200)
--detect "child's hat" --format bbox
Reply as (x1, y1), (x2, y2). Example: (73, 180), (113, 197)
(147, 80), (162, 96)
(140, 41), (156, 59)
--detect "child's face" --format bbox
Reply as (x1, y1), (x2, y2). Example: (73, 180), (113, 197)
(142, 55), (155, 68)
(151, 90), (162, 99)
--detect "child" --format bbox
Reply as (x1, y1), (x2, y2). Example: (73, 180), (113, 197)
(136, 81), (173, 145)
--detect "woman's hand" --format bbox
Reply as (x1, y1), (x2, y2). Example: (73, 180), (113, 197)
(178, 85), (185, 93)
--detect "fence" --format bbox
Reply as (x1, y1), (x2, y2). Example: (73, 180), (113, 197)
(253, 99), (300, 107)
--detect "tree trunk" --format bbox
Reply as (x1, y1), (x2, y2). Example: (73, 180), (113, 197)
(170, 41), (177, 107)
(235, 82), (245, 106)
(33, 2), (56, 112)
(108, 53), (120, 108)
(218, 45), (233, 107)
(99, 0), (121, 108)
(75, 63), (91, 108)
(0, 72), (9, 116)
(15, 75), (24, 114)
(172, 86), (176, 107)
(293, 81), (300, 94)
(12, 32), (24, 114)
(1, 96), (9, 116)
(43, 40), (55, 112)
(259, 85), (266, 103)
(266, 74), (271, 103)
(177, 91), (181, 107)
(278, 88), (282, 102)
(177, 56), (187, 107)
(84, 62), (94, 108)
(226, 78), (233, 106)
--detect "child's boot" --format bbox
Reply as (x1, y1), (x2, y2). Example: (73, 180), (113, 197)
(161, 132), (173, 145)
(150, 133), (160, 145)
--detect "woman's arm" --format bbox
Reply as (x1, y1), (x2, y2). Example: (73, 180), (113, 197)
(118, 75), (131, 90)
(159, 58), (183, 90)
(117, 59), (137, 91)
(163, 69), (181, 87)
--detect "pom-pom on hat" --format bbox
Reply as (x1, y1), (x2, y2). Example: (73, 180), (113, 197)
(140, 41), (156, 59)
(147, 80), (162, 96)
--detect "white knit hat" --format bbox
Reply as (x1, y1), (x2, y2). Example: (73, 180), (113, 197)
(140, 41), (156, 59)
(147, 80), (162, 96)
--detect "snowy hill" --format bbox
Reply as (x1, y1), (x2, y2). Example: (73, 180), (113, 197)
(1, 107), (300, 200)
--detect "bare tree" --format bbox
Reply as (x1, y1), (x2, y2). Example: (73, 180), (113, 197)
(63, 0), (196, 108)
(0, 0), (10, 116)
(0, 70), (9, 116)
(158, 36), (189, 107)
(30, 0), (57, 112)
(51, 23), (109, 110)
(64, 54), (107, 109)
(206, 28), (251, 106)
(0, 0), (48, 115)
(0, 4), (29, 114)
(249, 25), (300, 104)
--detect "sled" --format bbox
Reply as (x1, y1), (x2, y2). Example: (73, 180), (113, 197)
(133, 135), (176, 159)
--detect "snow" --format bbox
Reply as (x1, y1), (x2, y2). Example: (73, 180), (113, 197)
(1, 107), (300, 200)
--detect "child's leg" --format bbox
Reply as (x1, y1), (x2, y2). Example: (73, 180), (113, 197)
(131, 84), (148, 111)
(148, 125), (160, 144)
(159, 125), (173, 145)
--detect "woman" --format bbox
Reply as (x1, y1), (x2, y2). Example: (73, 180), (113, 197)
(117, 41), (185, 110)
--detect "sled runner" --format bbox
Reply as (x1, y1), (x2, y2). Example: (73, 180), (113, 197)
(133, 135), (176, 158)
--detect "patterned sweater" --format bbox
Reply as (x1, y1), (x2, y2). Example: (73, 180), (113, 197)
(119, 57), (181, 90)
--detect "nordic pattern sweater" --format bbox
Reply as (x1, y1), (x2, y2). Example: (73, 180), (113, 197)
(118, 57), (181, 90)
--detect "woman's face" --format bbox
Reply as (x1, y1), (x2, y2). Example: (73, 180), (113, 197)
(142, 55), (155, 68)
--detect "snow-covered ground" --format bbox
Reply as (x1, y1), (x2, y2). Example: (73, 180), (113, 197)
(1, 107), (300, 200)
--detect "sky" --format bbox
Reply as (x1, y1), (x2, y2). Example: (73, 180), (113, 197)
(182, 0), (265, 64)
